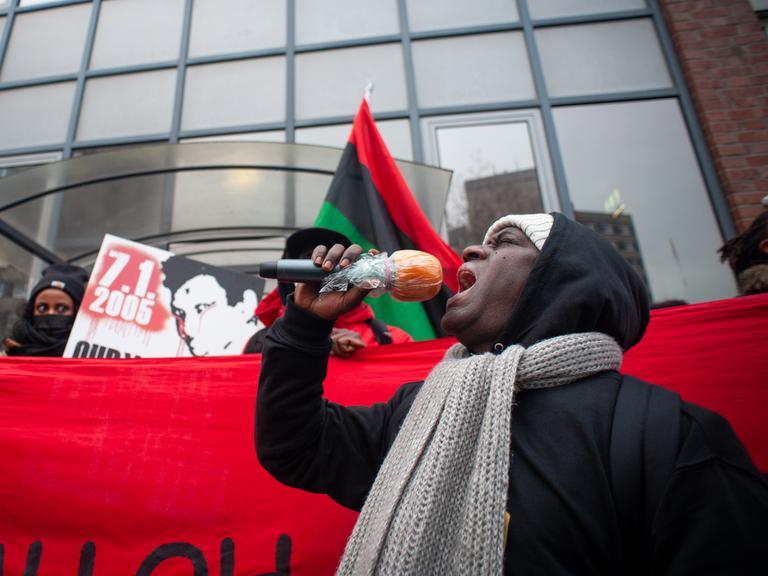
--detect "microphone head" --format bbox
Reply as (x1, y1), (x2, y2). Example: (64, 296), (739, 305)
(390, 250), (443, 302)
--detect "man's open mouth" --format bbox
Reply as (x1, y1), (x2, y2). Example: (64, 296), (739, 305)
(458, 268), (477, 293)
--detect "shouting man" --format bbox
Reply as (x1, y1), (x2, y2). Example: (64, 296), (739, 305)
(256, 213), (768, 574)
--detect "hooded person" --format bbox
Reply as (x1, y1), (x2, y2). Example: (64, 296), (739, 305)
(256, 213), (768, 574)
(3, 263), (89, 357)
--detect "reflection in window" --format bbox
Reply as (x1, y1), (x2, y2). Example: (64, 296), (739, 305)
(433, 120), (543, 252)
(171, 170), (332, 231)
(528, 0), (646, 19)
(189, 0), (286, 58)
(295, 119), (413, 161)
(537, 19), (671, 98)
(90, 0), (185, 69)
(78, 70), (177, 141)
(296, 0), (399, 45)
(182, 58), (286, 131)
(169, 238), (286, 271)
(0, 4), (91, 82)
(0, 239), (48, 336)
(296, 44), (407, 120)
(0, 83), (75, 150)
(554, 99), (737, 304)
(0, 176), (169, 260)
(406, 0), (518, 32)
(412, 33), (535, 108)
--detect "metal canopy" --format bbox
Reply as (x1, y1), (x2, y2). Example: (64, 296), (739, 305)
(0, 142), (452, 269)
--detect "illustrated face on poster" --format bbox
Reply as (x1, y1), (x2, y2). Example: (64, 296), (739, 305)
(161, 257), (259, 357)
(64, 235), (263, 358)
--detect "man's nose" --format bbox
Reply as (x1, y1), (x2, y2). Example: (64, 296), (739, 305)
(462, 244), (487, 262)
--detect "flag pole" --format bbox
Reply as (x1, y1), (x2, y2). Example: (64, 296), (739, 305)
(364, 82), (374, 103)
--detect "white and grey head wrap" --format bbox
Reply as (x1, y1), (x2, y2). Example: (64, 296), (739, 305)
(483, 213), (554, 251)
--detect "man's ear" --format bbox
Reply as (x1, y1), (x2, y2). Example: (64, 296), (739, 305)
(759, 238), (768, 255)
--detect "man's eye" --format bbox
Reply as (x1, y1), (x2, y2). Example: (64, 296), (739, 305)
(55, 305), (69, 314)
(36, 304), (47, 314)
(194, 302), (214, 314)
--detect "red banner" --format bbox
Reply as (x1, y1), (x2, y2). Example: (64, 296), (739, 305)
(1, 295), (766, 575)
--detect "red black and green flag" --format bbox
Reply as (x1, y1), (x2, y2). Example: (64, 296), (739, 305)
(315, 99), (461, 340)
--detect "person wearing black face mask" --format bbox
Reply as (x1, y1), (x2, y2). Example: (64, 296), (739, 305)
(3, 264), (89, 357)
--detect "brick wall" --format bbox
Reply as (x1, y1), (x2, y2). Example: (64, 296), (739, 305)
(660, 0), (768, 231)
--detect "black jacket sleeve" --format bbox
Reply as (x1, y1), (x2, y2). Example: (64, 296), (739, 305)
(650, 403), (768, 575)
(255, 298), (420, 511)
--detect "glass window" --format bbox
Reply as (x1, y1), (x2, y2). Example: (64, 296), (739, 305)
(77, 70), (176, 141)
(296, 119), (413, 160)
(296, 44), (407, 120)
(0, 238), (49, 337)
(0, 17), (6, 38)
(189, 0), (286, 58)
(181, 131), (285, 143)
(0, 1), (8, 10)
(537, 19), (671, 98)
(296, 0), (399, 45)
(0, 4), (91, 82)
(429, 117), (548, 252)
(553, 99), (737, 304)
(90, 0), (185, 69)
(182, 58), (286, 131)
(406, 0), (518, 32)
(528, 0), (646, 19)
(0, 83), (75, 150)
(412, 33), (535, 108)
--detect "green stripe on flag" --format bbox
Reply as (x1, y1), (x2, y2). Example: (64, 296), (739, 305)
(315, 201), (437, 340)
(367, 293), (437, 341)
(315, 202), (374, 251)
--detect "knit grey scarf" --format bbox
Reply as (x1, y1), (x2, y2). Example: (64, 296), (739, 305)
(337, 332), (623, 576)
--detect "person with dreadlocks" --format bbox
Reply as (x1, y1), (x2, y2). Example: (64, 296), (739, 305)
(719, 210), (768, 295)
(256, 213), (768, 574)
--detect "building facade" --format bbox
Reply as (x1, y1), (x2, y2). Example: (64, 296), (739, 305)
(1, 0), (767, 322)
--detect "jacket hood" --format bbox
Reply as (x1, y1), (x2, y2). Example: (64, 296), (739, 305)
(494, 213), (650, 351)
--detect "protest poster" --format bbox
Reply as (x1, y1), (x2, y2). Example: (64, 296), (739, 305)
(64, 235), (264, 358)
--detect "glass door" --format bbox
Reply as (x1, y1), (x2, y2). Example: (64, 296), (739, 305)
(422, 110), (559, 252)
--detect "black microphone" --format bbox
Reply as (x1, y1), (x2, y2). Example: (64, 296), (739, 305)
(258, 259), (341, 283)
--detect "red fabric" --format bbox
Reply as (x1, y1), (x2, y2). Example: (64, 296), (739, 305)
(349, 99), (462, 293)
(0, 295), (765, 574)
(622, 293), (768, 469)
(254, 287), (283, 328)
